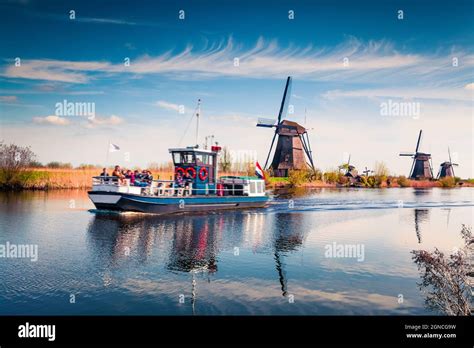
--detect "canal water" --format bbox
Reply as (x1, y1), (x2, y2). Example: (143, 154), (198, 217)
(0, 188), (472, 315)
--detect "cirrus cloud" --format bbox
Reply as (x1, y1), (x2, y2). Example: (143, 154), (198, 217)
(33, 115), (70, 126)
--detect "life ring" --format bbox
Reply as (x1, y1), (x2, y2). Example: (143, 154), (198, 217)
(186, 167), (197, 178)
(175, 167), (185, 176)
(198, 167), (208, 181)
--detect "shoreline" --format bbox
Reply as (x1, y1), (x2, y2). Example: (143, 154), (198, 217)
(1, 168), (473, 191)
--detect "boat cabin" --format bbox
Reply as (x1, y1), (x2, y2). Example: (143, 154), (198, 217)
(169, 146), (220, 195)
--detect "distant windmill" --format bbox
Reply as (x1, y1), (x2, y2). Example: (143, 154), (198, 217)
(399, 130), (433, 179)
(362, 167), (374, 177)
(257, 76), (315, 177)
(339, 154), (358, 178)
(437, 147), (459, 179)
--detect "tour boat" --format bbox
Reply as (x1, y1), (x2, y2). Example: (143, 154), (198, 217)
(88, 145), (269, 215)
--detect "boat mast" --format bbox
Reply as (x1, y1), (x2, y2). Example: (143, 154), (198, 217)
(195, 99), (201, 147)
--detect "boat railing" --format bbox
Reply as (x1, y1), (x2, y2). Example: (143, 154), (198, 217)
(92, 177), (263, 197)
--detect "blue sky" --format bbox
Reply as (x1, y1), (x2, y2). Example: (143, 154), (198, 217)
(0, 0), (473, 177)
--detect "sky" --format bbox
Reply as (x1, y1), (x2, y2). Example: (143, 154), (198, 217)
(0, 0), (473, 177)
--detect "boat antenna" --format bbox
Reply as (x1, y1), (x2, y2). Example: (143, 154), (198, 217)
(178, 99), (201, 147)
(195, 99), (201, 147)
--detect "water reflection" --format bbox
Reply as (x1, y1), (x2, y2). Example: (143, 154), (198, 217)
(86, 211), (309, 300)
(272, 213), (307, 297)
(413, 209), (429, 244)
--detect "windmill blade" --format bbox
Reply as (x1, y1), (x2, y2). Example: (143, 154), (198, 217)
(257, 117), (277, 128)
(277, 76), (292, 124)
(299, 134), (315, 170)
(400, 152), (414, 157)
(347, 154), (351, 166)
(448, 147), (452, 164)
(409, 157), (416, 178)
(264, 131), (278, 169)
(415, 130), (422, 153)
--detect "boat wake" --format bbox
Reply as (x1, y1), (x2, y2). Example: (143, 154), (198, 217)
(267, 199), (474, 213)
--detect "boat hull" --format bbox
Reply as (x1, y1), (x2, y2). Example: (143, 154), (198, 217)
(88, 191), (269, 214)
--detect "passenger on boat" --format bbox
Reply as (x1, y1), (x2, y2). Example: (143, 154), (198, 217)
(99, 168), (109, 177)
(183, 171), (193, 195)
(176, 172), (184, 187)
(112, 165), (126, 184)
(125, 170), (135, 185)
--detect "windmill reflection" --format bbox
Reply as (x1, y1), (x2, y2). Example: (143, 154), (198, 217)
(413, 209), (429, 244)
(272, 213), (307, 297)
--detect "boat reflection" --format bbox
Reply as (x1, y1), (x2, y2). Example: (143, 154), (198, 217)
(86, 211), (309, 301)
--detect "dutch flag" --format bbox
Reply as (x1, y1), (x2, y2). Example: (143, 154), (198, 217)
(255, 161), (265, 179)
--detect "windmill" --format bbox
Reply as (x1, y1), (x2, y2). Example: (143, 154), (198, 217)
(362, 167), (374, 177)
(399, 130), (433, 180)
(339, 154), (358, 178)
(257, 76), (315, 177)
(437, 147), (459, 179)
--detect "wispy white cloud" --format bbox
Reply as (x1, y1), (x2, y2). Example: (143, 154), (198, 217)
(86, 115), (124, 128)
(155, 100), (181, 112)
(77, 17), (137, 25)
(32, 114), (123, 128)
(322, 87), (473, 102)
(0, 96), (18, 102)
(2, 59), (110, 83)
(3, 37), (473, 86)
(33, 115), (70, 126)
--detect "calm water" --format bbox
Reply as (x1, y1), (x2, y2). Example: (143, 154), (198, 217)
(0, 188), (472, 315)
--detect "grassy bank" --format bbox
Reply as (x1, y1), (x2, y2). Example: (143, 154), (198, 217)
(0, 168), (253, 190)
(1, 167), (473, 190)
(265, 170), (474, 189)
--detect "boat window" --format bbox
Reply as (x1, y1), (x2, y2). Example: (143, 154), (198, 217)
(250, 181), (256, 194)
(208, 155), (214, 166)
(196, 154), (208, 165)
(173, 152), (195, 165)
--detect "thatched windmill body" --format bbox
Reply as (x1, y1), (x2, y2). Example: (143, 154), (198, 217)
(399, 130), (433, 179)
(257, 76), (315, 177)
(437, 147), (459, 179)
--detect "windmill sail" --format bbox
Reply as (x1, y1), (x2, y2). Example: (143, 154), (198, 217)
(258, 77), (315, 176)
(277, 76), (292, 123)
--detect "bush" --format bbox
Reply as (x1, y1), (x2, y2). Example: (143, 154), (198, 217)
(29, 161), (44, 168)
(366, 176), (376, 187)
(323, 170), (341, 184)
(374, 175), (386, 187)
(288, 169), (308, 186)
(77, 164), (99, 170)
(0, 142), (36, 189)
(374, 161), (390, 177)
(46, 161), (73, 169)
(411, 225), (472, 315)
(439, 176), (456, 188)
(397, 176), (410, 187)
(337, 175), (349, 186)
